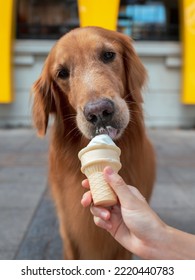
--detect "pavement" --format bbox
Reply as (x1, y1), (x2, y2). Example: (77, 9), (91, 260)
(0, 128), (195, 260)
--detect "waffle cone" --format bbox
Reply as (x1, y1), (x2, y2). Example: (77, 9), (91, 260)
(88, 171), (117, 207)
(83, 161), (120, 207)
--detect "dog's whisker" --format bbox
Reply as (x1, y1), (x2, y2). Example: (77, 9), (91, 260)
(63, 116), (76, 122)
(130, 109), (142, 115)
(123, 90), (137, 102)
(64, 126), (79, 140)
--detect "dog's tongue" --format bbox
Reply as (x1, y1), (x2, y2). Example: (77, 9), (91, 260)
(106, 126), (118, 139)
(95, 126), (118, 139)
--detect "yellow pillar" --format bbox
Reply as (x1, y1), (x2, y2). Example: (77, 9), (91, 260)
(78, 0), (120, 31)
(181, 0), (195, 104)
(0, 0), (14, 103)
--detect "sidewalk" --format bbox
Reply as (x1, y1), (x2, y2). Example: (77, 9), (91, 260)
(0, 128), (195, 259)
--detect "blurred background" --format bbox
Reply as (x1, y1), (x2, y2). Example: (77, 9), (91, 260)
(0, 0), (195, 127)
(0, 0), (195, 260)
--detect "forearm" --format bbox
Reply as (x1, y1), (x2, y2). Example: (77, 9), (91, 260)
(145, 225), (195, 260)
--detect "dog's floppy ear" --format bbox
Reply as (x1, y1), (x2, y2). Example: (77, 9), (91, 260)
(32, 57), (55, 137)
(118, 33), (147, 103)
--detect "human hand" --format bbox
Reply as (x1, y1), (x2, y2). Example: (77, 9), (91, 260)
(81, 166), (166, 258)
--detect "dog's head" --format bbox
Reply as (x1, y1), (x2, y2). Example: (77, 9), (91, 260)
(32, 27), (146, 140)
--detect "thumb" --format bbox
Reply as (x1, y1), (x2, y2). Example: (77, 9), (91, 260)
(103, 166), (134, 208)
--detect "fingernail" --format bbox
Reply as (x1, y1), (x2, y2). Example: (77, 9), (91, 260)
(81, 193), (86, 200)
(101, 211), (109, 220)
(105, 166), (114, 176)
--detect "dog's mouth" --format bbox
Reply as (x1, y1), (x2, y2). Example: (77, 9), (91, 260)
(94, 125), (118, 139)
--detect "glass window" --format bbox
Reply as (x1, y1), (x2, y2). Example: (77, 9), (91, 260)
(16, 0), (179, 41)
(17, 0), (79, 39)
(118, 0), (179, 40)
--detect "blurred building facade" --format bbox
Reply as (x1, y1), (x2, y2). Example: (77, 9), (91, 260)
(0, 0), (195, 128)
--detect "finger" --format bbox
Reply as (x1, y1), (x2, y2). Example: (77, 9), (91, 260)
(81, 179), (90, 189)
(81, 191), (92, 207)
(93, 216), (112, 231)
(103, 166), (146, 210)
(90, 205), (111, 220)
(103, 166), (132, 208)
(129, 186), (146, 202)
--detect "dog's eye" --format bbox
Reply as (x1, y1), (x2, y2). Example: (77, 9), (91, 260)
(58, 67), (70, 79)
(101, 51), (116, 63)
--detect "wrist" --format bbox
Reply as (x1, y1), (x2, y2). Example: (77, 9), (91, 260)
(162, 225), (195, 259)
(147, 224), (195, 259)
(140, 222), (170, 260)
(153, 224), (175, 259)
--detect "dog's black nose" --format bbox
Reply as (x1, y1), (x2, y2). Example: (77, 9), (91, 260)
(84, 99), (115, 126)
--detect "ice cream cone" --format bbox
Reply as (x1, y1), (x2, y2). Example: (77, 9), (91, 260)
(78, 135), (122, 207)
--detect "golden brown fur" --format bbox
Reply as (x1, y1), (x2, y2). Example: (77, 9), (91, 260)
(32, 27), (155, 260)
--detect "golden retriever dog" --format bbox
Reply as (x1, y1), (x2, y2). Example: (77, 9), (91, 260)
(32, 26), (155, 260)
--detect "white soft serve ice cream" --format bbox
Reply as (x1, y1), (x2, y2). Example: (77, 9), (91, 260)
(78, 134), (121, 172)
(87, 134), (117, 147)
